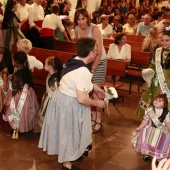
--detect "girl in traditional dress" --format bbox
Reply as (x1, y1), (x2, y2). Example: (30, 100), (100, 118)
(34, 56), (63, 133)
(132, 94), (170, 161)
(2, 0), (25, 50)
(136, 31), (170, 119)
(0, 47), (13, 112)
(2, 51), (39, 138)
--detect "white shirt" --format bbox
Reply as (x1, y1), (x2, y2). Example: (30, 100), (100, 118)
(59, 59), (93, 97)
(87, 0), (101, 14)
(123, 23), (137, 35)
(28, 2), (44, 28)
(42, 13), (65, 32)
(98, 24), (113, 39)
(107, 43), (131, 60)
(27, 54), (43, 71)
(16, 3), (30, 21)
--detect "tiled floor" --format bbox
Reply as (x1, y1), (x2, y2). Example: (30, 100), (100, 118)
(0, 81), (152, 170)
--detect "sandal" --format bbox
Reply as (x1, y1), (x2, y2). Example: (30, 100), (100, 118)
(92, 122), (102, 134)
(91, 120), (96, 129)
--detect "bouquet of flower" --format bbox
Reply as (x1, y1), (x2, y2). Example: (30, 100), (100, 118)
(142, 68), (155, 87)
(104, 86), (118, 116)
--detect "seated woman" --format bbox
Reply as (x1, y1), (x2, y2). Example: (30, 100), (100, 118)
(17, 39), (43, 72)
(142, 27), (161, 62)
(122, 13), (137, 35)
(97, 14), (113, 39)
(2, 51), (39, 138)
(111, 15), (123, 33)
(107, 33), (131, 62)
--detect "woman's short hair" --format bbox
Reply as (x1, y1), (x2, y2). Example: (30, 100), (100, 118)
(17, 39), (32, 54)
(74, 8), (91, 26)
(100, 14), (108, 22)
(76, 37), (96, 58)
(114, 33), (126, 45)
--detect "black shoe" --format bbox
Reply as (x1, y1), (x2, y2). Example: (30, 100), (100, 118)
(143, 155), (150, 161)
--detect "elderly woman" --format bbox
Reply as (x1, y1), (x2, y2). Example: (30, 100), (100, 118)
(122, 13), (137, 35)
(74, 8), (107, 133)
(17, 39), (43, 72)
(97, 14), (113, 39)
(38, 37), (106, 170)
(107, 33), (131, 62)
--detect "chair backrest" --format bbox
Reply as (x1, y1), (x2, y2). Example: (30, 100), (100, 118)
(53, 40), (77, 54)
(107, 59), (126, 77)
(131, 50), (149, 66)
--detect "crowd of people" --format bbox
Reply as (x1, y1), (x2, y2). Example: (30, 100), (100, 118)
(0, 0), (170, 170)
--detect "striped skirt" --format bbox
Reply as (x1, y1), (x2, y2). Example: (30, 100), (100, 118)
(38, 90), (92, 163)
(92, 59), (107, 84)
(132, 125), (170, 160)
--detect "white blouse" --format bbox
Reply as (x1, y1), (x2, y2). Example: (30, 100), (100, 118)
(16, 3), (30, 21)
(123, 23), (137, 35)
(27, 54), (43, 71)
(107, 43), (131, 60)
(42, 13), (65, 32)
(59, 58), (93, 98)
(98, 24), (113, 39)
(28, 2), (44, 28)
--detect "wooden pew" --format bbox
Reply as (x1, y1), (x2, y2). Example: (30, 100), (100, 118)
(112, 33), (145, 42)
(103, 39), (142, 51)
(53, 39), (143, 53)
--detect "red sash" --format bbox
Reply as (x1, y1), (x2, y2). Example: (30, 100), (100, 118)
(34, 20), (43, 28)
(41, 28), (53, 37)
(21, 20), (30, 30)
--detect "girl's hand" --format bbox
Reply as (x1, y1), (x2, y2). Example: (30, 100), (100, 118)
(152, 157), (170, 170)
(136, 127), (141, 132)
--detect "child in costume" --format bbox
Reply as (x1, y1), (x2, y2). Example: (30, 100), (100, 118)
(0, 47), (13, 111)
(34, 56), (63, 132)
(132, 94), (170, 161)
(2, 51), (39, 138)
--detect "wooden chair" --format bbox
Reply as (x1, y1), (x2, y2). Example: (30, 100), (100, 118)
(126, 51), (149, 94)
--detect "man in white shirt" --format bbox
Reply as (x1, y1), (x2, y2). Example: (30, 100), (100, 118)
(16, 0), (30, 39)
(136, 14), (153, 36)
(41, 5), (69, 49)
(28, 0), (44, 47)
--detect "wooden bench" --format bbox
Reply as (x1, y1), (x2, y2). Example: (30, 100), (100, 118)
(112, 33), (145, 42)
(53, 39), (143, 52)
(126, 50), (150, 94)
(103, 39), (142, 51)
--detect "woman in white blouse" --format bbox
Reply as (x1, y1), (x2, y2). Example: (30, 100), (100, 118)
(107, 33), (131, 62)
(122, 13), (137, 35)
(98, 14), (113, 39)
